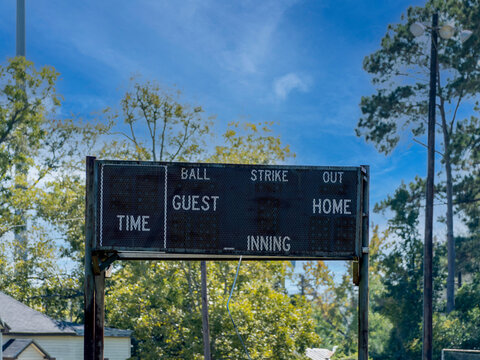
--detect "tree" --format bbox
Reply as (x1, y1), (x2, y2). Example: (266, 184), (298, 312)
(356, 0), (480, 312)
(97, 78), (315, 359)
(102, 78), (212, 162)
(0, 57), (107, 319)
(106, 261), (318, 359)
(293, 227), (393, 360)
(371, 179), (448, 359)
(0, 56), (59, 236)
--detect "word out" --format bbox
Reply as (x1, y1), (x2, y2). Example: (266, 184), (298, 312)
(322, 171), (344, 184)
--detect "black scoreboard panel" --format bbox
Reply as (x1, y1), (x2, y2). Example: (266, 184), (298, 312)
(94, 160), (366, 260)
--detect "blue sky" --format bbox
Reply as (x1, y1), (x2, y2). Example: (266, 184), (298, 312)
(1, 0), (434, 274)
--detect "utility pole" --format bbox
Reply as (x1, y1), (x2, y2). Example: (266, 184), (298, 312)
(14, 0), (28, 262)
(423, 12), (437, 360)
(16, 0), (26, 57)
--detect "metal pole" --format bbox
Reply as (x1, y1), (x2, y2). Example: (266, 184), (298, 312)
(358, 166), (369, 360)
(94, 271), (105, 360)
(423, 12), (437, 360)
(16, 0), (25, 57)
(14, 0), (27, 265)
(85, 156), (97, 359)
(201, 261), (212, 360)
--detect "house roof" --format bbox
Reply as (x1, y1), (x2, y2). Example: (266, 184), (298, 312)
(0, 292), (131, 337)
(62, 322), (132, 338)
(0, 292), (75, 335)
(2, 338), (54, 359)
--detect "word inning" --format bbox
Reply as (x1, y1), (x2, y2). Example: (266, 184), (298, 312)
(247, 235), (291, 252)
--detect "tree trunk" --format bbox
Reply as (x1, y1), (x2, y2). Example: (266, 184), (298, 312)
(445, 152), (455, 313)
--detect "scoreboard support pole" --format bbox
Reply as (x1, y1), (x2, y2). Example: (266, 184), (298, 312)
(85, 156), (106, 360)
(85, 156), (96, 359)
(358, 166), (369, 360)
(94, 271), (106, 359)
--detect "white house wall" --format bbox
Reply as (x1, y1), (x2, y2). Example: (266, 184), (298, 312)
(4, 335), (131, 360)
(17, 345), (46, 360)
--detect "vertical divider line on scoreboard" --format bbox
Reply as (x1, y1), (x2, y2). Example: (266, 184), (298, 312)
(100, 163), (104, 247)
(164, 165), (168, 250)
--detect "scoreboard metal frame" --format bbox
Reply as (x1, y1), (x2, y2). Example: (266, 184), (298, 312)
(89, 159), (369, 261)
(84, 157), (370, 360)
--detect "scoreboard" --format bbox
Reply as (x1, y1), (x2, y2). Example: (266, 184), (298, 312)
(92, 160), (368, 260)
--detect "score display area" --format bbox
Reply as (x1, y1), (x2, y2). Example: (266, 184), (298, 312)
(84, 157), (370, 360)
(92, 159), (368, 260)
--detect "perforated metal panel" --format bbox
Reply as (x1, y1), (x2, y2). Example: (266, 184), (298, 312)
(93, 160), (365, 260)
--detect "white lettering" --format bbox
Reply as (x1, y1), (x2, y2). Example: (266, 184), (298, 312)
(246, 235), (291, 252)
(251, 235), (259, 250)
(117, 215), (151, 231)
(172, 195), (219, 211)
(323, 199), (332, 214)
(203, 168), (210, 180)
(182, 195), (191, 210)
(180, 167), (210, 180)
(265, 170), (272, 181)
(260, 236), (269, 251)
(211, 196), (219, 211)
(117, 215), (125, 231)
(142, 216), (150, 231)
(322, 171), (344, 184)
(201, 196), (210, 211)
(273, 236), (282, 251)
(312, 198), (354, 215)
(332, 199), (343, 214)
(283, 236), (291, 251)
(130, 215), (141, 231)
(172, 195), (181, 210)
(250, 169), (288, 182)
(344, 199), (352, 214)
(191, 195), (200, 211)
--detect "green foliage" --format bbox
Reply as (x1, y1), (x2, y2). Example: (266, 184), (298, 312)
(0, 57), (106, 320)
(451, 113), (480, 234)
(93, 76), (311, 358)
(105, 261), (318, 359)
(434, 273), (480, 356)
(357, 1), (480, 155)
(358, 1), (480, 353)
(0, 57), (59, 235)
(371, 179), (446, 359)
(210, 121), (294, 165)
(289, 260), (359, 358)
(102, 78), (213, 162)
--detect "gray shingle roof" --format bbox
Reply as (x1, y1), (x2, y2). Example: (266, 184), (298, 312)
(0, 292), (75, 335)
(61, 322), (132, 337)
(2, 338), (53, 359)
(0, 291), (131, 337)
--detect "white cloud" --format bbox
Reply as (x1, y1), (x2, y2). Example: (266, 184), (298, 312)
(273, 73), (310, 100)
(143, 0), (299, 74)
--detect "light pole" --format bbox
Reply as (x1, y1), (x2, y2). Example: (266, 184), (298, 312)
(410, 13), (472, 360)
